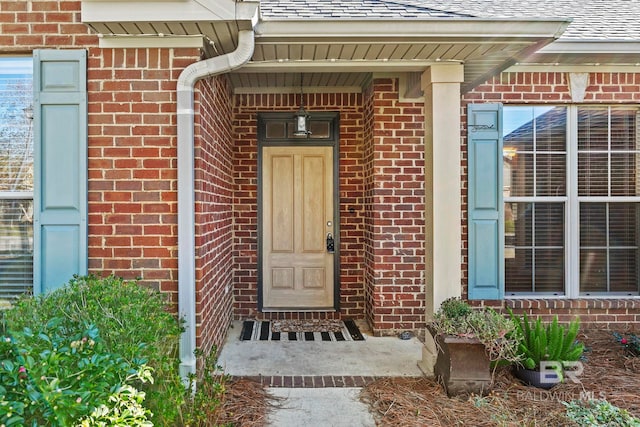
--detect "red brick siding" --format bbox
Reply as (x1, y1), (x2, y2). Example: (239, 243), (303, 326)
(462, 71), (640, 328)
(194, 75), (235, 353)
(0, 0), (96, 50)
(363, 83), (376, 330)
(363, 78), (426, 336)
(88, 46), (200, 298)
(0, 1), (237, 352)
(232, 93), (367, 321)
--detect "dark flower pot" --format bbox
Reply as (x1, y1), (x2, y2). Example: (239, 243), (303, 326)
(431, 332), (491, 397)
(513, 366), (560, 389)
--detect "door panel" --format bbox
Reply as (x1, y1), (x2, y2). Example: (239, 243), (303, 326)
(262, 146), (334, 309)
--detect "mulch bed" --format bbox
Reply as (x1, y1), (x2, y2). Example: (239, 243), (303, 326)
(213, 378), (282, 427)
(216, 329), (640, 426)
(360, 330), (640, 426)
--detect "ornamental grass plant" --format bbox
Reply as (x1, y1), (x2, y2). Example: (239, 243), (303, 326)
(508, 308), (585, 371)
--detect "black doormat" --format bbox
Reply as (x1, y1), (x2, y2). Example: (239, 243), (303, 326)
(240, 319), (365, 342)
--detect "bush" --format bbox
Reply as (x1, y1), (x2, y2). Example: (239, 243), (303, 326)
(0, 319), (154, 426)
(2, 275), (185, 426)
(564, 399), (640, 426)
(508, 309), (584, 371)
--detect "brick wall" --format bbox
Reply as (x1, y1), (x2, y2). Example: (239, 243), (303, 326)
(364, 78), (426, 336)
(232, 93), (367, 321)
(0, 1), (96, 50)
(194, 75), (235, 353)
(462, 71), (640, 329)
(363, 82), (376, 330)
(0, 0), (197, 299)
(88, 46), (200, 299)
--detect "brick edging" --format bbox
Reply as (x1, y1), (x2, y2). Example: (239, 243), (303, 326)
(231, 375), (421, 388)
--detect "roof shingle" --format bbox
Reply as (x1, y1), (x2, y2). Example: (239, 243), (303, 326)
(260, 0), (640, 41)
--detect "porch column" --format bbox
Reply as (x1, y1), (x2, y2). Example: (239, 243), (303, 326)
(418, 64), (464, 375)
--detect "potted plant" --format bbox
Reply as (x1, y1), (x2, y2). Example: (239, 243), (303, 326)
(508, 309), (584, 389)
(429, 298), (521, 397)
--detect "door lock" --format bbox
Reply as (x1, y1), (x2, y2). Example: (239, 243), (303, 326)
(326, 232), (335, 253)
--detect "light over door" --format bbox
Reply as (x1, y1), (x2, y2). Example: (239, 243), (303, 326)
(262, 145), (334, 309)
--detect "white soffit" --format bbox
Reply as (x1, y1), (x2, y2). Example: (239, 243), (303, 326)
(238, 19), (569, 91)
(81, 1), (570, 90)
(82, 0), (259, 52)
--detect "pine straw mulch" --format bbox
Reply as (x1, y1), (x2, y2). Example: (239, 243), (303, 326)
(212, 377), (282, 427)
(213, 330), (639, 426)
(360, 329), (640, 426)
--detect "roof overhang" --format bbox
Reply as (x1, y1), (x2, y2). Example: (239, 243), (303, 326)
(80, 1), (570, 92)
(519, 40), (640, 66)
(82, 0), (260, 56)
(246, 18), (569, 93)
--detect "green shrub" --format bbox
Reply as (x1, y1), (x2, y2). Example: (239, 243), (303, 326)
(3, 275), (185, 426)
(437, 297), (472, 320)
(0, 319), (153, 426)
(564, 399), (640, 426)
(508, 309), (584, 371)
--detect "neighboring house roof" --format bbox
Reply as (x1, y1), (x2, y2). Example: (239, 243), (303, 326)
(260, 0), (640, 41)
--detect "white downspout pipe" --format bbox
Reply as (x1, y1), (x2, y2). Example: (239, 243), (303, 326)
(177, 29), (255, 378)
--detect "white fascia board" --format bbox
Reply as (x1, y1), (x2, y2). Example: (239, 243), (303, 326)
(255, 18), (570, 42)
(82, 0), (237, 23)
(507, 64), (640, 72)
(98, 34), (206, 49)
(538, 40), (640, 54)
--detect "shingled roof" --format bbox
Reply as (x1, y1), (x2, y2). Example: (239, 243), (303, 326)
(260, 0), (640, 41)
(259, 0), (473, 18)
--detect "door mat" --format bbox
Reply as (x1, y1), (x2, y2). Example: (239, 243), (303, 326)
(240, 319), (365, 342)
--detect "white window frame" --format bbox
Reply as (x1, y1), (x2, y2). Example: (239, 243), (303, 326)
(506, 104), (640, 298)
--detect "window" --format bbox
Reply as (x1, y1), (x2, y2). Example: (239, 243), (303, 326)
(578, 107), (640, 294)
(0, 58), (33, 298)
(503, 105), (640, 296)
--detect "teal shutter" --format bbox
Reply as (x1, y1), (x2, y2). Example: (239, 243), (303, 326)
(33, 50), (87, 294)
(467, 103), (504, 300)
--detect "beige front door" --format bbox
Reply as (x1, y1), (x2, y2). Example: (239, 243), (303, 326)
(262, 145), (335, 309)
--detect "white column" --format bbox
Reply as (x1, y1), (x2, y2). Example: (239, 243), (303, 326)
(418, 64), (464, 375)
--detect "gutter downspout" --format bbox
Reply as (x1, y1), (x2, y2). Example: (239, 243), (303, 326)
(177, 29), (255, 378)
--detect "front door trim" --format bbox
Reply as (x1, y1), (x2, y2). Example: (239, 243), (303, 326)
(257, 111), (340, 311)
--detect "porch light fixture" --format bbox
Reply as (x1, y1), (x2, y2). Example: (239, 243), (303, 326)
(293, 74), (311, 137)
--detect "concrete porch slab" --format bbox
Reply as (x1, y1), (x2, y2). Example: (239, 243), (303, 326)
(217, 321), (423, 378)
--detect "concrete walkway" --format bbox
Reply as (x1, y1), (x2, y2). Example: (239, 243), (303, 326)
(217, 321), (424, 426)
